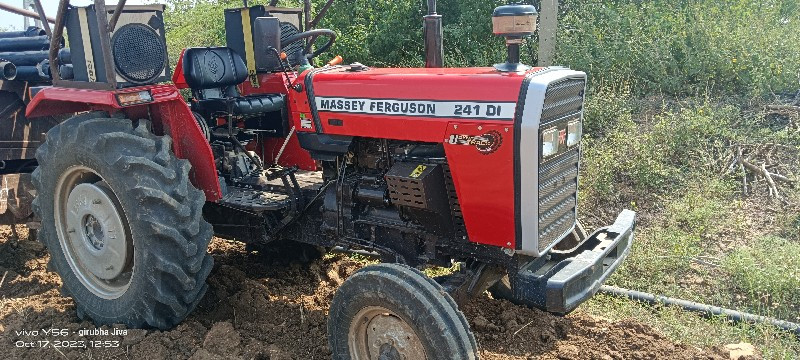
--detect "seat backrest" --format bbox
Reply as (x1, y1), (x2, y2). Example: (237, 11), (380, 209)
(183, 47), (248, 97)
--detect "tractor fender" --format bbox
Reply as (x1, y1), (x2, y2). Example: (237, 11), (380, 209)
(26, 85), (222, 201)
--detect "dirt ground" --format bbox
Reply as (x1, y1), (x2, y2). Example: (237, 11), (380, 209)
(0, 225), (732, 360)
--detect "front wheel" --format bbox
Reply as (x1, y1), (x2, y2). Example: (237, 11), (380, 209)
(328, 263), (478, 360)
(32, 113), (214, 329)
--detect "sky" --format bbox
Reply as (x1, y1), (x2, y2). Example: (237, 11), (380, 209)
(0, 1), (162, 31)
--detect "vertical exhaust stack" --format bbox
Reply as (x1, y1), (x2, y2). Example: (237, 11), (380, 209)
(423, 0), (443, 68)
(492, 3), (537, 72)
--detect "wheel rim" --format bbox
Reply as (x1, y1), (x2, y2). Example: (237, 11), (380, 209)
(349, 306), (427, 360)
(54, 166), (134, 299)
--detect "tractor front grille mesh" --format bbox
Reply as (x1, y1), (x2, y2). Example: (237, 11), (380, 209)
(112, 23), (166, 84)
(540, 78), (585, 126)
(538, 148), (579, 252)
(537, 77), (585, 252)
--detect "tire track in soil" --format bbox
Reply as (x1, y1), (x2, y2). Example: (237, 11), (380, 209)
(0, 227), (728, 359)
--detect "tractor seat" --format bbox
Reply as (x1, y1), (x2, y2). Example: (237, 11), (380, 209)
(183, 47), (284, 117)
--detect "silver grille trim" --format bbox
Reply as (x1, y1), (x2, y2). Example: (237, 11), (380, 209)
(518, 69), (587, 256)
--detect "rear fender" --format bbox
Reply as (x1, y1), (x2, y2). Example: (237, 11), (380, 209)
(25, 85), (222, 201)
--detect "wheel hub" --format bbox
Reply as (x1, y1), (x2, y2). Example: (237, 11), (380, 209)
(350, 306), (427, 360)
(83, 214), (105, 250)
(55, 166), (134, 299)
(65, 183), (128, 280)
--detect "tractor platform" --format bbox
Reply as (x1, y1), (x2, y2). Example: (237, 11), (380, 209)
(218, 170), (324, 212)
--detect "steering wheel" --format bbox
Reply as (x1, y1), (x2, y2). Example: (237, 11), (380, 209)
(280, 29), (337, 60)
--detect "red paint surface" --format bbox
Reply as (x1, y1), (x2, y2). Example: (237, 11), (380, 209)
(443, 123), (516, 248)
(171, 48), (189, 89)
(26, 85), (222, 201)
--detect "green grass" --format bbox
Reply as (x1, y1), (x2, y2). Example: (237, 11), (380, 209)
(581, 294), (800, 360)
(578, 89), (800, 358)
(723, 236), (800, 321)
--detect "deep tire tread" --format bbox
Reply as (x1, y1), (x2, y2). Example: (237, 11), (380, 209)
(32, 113), (214, 330)
(328, 263), (479, 360)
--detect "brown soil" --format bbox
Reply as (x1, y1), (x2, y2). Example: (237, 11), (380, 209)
(0, 225), (728, 359)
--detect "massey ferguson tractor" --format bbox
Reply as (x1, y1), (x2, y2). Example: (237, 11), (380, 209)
(2, 0), (635, 358)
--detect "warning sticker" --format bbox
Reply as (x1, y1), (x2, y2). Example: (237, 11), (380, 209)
(409, 165), (427, 178)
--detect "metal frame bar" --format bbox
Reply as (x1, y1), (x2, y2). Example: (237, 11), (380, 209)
(48, 0), (127, 90)
(32, 0), (52, 36)
(48, 0), (69, 83)
(94, 0), (117, 86)
(303, 0), (311, 31)
(308, 0), (334, 29)
(0, 2), (55, 23)
(107, 0), (127, 33)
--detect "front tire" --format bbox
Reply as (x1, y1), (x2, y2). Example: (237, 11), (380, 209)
(328, 263), (479, 360)
(32, 113), (214, 329)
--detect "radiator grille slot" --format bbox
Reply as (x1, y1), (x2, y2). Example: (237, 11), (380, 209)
(540, 78), (585, 126)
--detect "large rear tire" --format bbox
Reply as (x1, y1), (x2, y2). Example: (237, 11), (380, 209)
(32, 113), (214, 329)
(328, 263), (478, 360)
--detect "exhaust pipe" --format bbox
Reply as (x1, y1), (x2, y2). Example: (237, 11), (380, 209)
(423, 0), (443, 68)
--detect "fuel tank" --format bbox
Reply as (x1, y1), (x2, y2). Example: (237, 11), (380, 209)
(292, 66), (587, 256)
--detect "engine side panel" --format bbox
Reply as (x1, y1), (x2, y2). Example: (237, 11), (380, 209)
(443, 122), (516, 248)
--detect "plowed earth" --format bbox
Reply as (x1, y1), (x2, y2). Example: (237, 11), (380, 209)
(0, 226), (729, 359)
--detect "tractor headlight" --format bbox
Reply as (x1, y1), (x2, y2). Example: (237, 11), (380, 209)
(567, 120), (582, 147)
(541, 127), (559, 158)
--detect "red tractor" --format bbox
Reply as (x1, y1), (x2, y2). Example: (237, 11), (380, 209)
(10, 0), (634, 358)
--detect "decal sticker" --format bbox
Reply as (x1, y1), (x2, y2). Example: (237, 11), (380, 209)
(409, 165), (427, 178)
(447, 130), (503, 155)
(314, 97), (516, 120)
(299, 113), (313, 129)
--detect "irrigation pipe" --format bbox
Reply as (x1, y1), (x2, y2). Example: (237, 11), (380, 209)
(599, 285), (800, 337)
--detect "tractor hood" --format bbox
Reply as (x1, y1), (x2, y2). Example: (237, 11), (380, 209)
(295, 66), (542, 140)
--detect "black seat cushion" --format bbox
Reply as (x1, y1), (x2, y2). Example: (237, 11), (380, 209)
(196, 94), (285, 117)
(183, 47), (248, 90)
(184, 46), (286, 118)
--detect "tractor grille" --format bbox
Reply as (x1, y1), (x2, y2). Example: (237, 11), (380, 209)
(540, 78), (585, 125)
(536, 78), (585, 252)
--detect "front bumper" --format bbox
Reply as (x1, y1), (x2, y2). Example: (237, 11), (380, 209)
(508, 209), (635, 314)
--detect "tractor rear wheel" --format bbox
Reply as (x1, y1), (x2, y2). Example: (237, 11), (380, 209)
(328, 263), (478, 360)
(32, 113), (213, 329)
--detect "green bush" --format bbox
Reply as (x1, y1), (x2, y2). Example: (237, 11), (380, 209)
(580, 96), (740, 202)
(558, 0), (800, 97)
